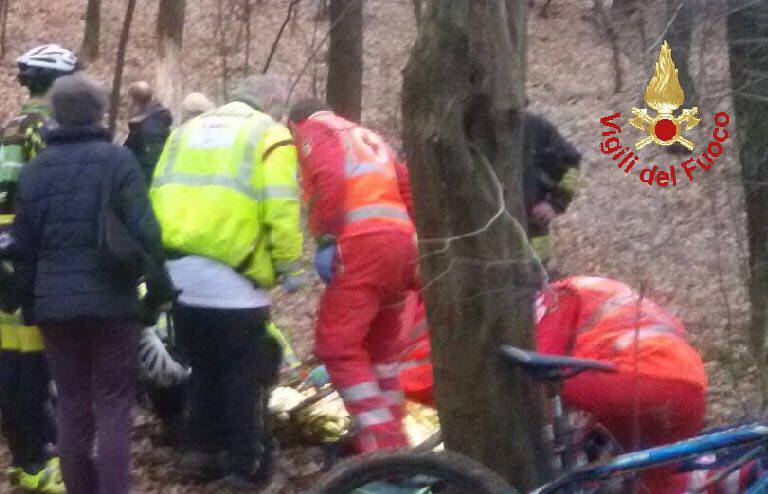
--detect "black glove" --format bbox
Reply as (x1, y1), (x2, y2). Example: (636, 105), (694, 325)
(145, 262), (178, 312)
(0, 262), (20, 314)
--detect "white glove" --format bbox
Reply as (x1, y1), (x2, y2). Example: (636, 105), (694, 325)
(137, 327), (191, 387)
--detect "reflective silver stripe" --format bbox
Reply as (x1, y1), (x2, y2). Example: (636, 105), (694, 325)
(409, 319), (428, 341)
(262, 185), (300, 200)
(382, 390), (405, 406)
(158, 113), (275, 200)
(373, 363), (400, 379)
(341, 381), (382, 402)
(612, 325), (682, 351)
(274, 258), (303, 274)
(688, 470), (708, 490)
(724, 471), (741, 494)
(153, 172), (261, 201)
(154, 174), (296, 203)
(162, 130), (185, 176)
(345, 205), (410, 224)
(344, 162), (395, 178)
(577, 291), (638, 334)
(356, 407), (395, 429)
(399, 358), (432, 371)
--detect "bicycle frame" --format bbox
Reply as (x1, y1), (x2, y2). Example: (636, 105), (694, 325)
(531, 423), (768, 493)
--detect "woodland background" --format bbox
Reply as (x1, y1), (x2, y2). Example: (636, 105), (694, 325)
(0, 0), (760, 491)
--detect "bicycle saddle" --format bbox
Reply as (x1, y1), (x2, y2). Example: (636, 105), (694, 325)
(499, 345), (617, 381)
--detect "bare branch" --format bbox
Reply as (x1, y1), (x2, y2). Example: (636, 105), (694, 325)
(262, 0), (301, 74)
(288, 0), (361, 100)
(109, 0), (137, 133)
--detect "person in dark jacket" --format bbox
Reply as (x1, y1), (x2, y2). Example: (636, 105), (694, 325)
(523, 112), (582, 264)
(12, 73), (173, 494)
(123, 81), (172, 182)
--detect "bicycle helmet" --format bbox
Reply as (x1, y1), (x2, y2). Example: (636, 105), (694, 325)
(138, 328), (191, 388)
(17, 44), (78, 95)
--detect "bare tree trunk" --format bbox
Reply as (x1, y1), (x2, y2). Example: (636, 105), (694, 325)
(0, 0), (10, 57)
(664, 0), (695, 104)
(215, 0), (230, 100)
(412, 0), (422, 28)
(327, 0), (363, 121)
(727, 0), (768, 400)
(592, 0), (622, 93)
(109, 0), (137, 133)
(81, 0), (101, 61)
(236, 0), (254, 74)
(262, 0), (300, 74)
(156, 0), (185, 122)
(402, 1), (548, 490)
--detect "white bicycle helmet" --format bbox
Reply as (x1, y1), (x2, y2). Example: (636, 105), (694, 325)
(138, 327), (191, 388)
(18, 44), (77, 74)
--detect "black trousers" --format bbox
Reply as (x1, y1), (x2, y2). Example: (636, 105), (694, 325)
(0, 349), (54, 471)
(173, 304), (278, 476)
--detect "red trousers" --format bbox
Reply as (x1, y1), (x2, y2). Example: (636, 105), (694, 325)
(314, 231), (417, 452)
(564, 372), (706, 494)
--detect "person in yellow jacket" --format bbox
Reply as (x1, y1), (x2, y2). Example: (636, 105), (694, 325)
(150, 75), (303, 489)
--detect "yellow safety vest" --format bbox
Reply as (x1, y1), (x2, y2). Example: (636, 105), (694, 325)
(0, 214), (43, 352)
(150, 102), (303, 287)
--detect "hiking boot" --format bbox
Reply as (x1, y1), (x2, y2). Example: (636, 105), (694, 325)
(177, 451), (222, 482)
(38, 457), (66, 494)
(7, 461), (64, 492)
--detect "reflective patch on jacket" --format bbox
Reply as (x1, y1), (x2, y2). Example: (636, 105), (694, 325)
(0, 106), (51, 214)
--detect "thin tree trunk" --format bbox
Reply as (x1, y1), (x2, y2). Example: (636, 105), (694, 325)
(0, 0), (9, 57)
(262, 0), (300, 74)
(327, 0), (363, 121)
(413, 0), (422, 28)
(402, 0), (548, 489)
(727, 0), (768, 401)
(82, 0), (101, 61)
(664, 0), (695, 104)
(243, 0), (252, 73)
(156, 0), (185, 122)
(109, 0), (137, 133)
(216, 0), (230, 100)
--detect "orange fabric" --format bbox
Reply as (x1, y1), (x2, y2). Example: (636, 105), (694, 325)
(310, 113), (414, 240)
(398, 276), (707, 407)
(536, 276), (707, 388)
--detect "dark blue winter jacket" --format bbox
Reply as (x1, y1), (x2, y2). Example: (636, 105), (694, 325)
(12, 125), (166, 324)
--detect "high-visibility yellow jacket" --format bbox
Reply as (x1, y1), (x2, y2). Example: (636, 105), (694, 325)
(150, 102), (303, 287)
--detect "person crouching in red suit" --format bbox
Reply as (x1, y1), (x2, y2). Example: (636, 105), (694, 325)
(399, 276), (707, 493)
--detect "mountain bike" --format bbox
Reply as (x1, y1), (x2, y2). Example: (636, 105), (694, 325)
(312, 345), (768, 494)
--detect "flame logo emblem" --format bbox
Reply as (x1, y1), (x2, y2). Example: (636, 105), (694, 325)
(629, 41), (700, 150)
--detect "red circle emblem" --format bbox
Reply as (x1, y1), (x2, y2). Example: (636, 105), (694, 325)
(653, 119), (677, 141)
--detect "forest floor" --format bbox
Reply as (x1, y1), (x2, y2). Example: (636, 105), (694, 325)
(0, 0), (758, 492)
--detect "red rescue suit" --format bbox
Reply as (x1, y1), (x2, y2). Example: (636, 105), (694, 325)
(292, 112), (416, 452)
(399, 277), (708, 493)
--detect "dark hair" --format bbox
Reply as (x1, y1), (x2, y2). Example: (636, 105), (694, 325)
(288, 98), (330, 123)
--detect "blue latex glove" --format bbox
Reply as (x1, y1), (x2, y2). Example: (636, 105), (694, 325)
(305, 364), (331, 388)
(314, 244), (336, 283)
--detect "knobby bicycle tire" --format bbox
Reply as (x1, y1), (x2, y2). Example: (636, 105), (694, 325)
(311, 450), (520, 494)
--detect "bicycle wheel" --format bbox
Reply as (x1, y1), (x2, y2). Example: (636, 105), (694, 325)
(312, 451), (519, 494)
